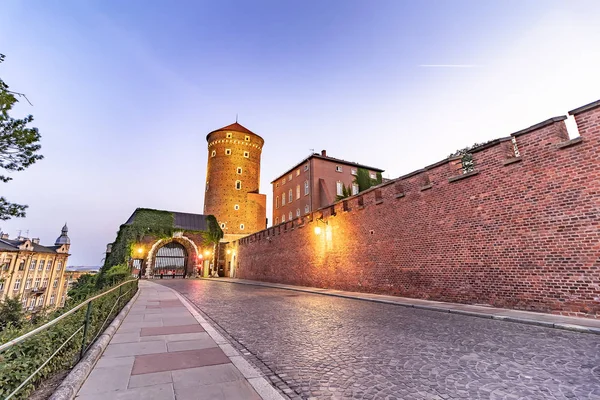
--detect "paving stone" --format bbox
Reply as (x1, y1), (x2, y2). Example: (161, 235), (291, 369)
(111, 332), (141, 344)
(78, 365), (132, 395)
(174, 379), (261, 400)
(171, 363), (244, 388)
(141, 324), (204, 336)
(77, 383), (175, 400)
(104, 340), (167, 358)
(167, 337), (217, 352)
(128, 371), (173, 388)
(157, 279), (600, 400)
(132, 347), (230, 375)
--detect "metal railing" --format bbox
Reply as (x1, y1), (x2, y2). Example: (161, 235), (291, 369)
(0, 279), (138, 400)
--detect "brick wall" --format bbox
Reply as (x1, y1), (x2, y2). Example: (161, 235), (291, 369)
(229, 100), (600, 317)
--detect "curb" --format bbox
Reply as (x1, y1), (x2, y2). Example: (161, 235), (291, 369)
(156, 281), (287, 400)
(199, 278), (600, 336)
(49, 287), (140, 400)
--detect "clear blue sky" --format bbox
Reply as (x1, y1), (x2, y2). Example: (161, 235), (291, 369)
(1, 0), (599, 265)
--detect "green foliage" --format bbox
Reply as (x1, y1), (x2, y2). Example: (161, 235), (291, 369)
(0, 54), (44, 221)
(202, 215), (224, 271)
(96, 264), (130, 288)
(354, 168), (382, 192)
(336, 183), (352, 201)
(67, 274), (97, 302)
(0, 294), (25, 331)
(0, 280), (138, 399)
(103, 208), (175, 273)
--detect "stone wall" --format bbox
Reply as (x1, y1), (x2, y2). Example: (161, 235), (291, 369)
(228, 100), (600, 317)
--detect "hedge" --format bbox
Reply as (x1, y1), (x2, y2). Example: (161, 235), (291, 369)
(0, 279), (138, 399)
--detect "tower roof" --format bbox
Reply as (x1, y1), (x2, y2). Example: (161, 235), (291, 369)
(55, 223), (70, 245)
(206, 122), (258, 141)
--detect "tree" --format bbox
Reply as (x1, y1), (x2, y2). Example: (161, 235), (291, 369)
(202, 215), (224, 277)
(336, 183), (352, 201)
(0, 54), (43, 220)
(0, 294), (25, 332)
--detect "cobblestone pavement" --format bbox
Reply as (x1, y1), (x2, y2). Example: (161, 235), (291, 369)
(157, 279), (600, 400)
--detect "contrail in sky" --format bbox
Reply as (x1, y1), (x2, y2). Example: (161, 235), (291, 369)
(419, 64), (479, 68)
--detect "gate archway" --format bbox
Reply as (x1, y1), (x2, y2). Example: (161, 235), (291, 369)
(153, 242), (187, 276)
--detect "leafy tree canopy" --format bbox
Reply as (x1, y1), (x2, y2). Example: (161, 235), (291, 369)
(0, 54), (43, 220)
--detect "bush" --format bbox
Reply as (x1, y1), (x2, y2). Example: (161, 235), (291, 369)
(0, 279), (138, 399)
(0, 295), (25, 331)
(95, 264), (130, 289)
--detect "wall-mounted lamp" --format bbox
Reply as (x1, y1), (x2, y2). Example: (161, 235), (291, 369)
(314, 218), (328, 235)
(226, 249), (231, 255)
(204, 250), (211, 256)
(137, 247), (143, 255)
(198, 253), (203, 259)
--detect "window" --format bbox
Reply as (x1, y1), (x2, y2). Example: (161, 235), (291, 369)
(225, 149), (232, 155)
(282, 178), (286, 185)
(50, 295), (55, 305)
(296, 169), (300, 176)
(14, 279), (21, 290)
(39, 260), (44, 271)
(220, 223), (226, 229)
(21, 297), (27, 307)
(336, 181), (343, 196)
(206, 181), (209, 192)
(34, 277), (41, 288)
(211, 150), (216, 157)
(276, 183), (279, 188)
(282, 193), (286, 206)
(226, 132), (232, 138)
(288, 211), (293, 220)
(237, 167), (242, 174)
(2, 258), (10, 271)
(288, 173), (293, 181)
(53, 278), (58, 288)
(57, 261), (63, 271)
(37, 296), (44, 306)
(352, 183), (359, 195)
(336, 165), (343, 172)
(281, 214), (286, 222)
(370, 172), (377, 179)
(296, 185), (300, 199)
(47, 260), (53, 270)
(18, 260), (25, 271)
(25, 279), (32, 289)
(351, 168), (357, 175)
(42, 278), (48, 288)
(296, 208), (300, 217)
(275, 217), (279, 224)
(275, 197), (279, 209)
(304, 204), (310, 214)
(245, 135), (250, 141)
(29, 260), (36, 270)
(235, 180), (242, 190)
(29, 298), (35, 307)
(0, 281), (4, 291)
(240, 224), (245, 230)
(288, 189), (292, 203)
(304, 164), (309, 171)
(243, 151), (249, 158)
(234, 204), (240, 210)
(304, 181), (309, 195)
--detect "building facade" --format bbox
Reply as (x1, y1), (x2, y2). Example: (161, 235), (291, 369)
(271, 150), (384, 225)
(0, 225), (71, 311)
(204, 122), (267, 241)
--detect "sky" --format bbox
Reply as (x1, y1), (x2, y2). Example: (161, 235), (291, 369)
(1, 0), (599, 266)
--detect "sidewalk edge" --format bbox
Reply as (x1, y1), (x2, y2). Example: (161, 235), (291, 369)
(49, 286), (140, 400)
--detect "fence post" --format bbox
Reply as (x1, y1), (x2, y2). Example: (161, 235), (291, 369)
(80, 301), (93, 360)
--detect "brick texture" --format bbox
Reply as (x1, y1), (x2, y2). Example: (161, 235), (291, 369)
(227, 101), (600, 318)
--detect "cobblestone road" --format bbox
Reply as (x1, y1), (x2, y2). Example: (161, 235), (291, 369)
(157, 279), (600, 400)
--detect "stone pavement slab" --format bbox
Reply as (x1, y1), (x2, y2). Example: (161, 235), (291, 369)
(75, 280), (284, 400)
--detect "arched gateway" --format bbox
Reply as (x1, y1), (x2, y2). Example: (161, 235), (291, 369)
(153, 242), (187, 276)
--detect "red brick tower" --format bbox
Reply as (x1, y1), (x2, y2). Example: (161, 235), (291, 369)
(204, 122), (267, 240)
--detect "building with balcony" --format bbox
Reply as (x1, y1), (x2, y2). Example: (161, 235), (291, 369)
(0, 225), (71, 311)
(271, 150), (385, 225)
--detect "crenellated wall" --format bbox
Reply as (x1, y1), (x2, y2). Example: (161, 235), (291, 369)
(226, 100), (600, 317)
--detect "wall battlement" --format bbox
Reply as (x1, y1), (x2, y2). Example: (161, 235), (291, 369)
(227, 99), (600, 317)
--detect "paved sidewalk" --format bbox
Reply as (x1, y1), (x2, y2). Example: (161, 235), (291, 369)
(76, 280), (283, 400)
(205, 277), (600, 334)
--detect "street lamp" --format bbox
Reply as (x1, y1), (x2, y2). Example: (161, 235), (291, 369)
(314, 217), (328, 235)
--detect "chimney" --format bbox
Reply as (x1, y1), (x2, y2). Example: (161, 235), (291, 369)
(32, 238), (40, 244)
(0, 232), (8, 240)
(321, 150), (327, 157)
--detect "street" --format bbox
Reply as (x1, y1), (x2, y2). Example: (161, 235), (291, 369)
(157, 279), (600, 400)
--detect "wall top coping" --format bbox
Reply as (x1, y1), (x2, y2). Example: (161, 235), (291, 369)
(510, 116), (567, 137)
(569, 99), (600, 116)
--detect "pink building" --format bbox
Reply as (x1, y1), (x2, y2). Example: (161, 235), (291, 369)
(271, 150), (384, 225)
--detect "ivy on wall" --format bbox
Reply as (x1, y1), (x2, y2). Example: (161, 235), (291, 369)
(103, 208), (175, 271)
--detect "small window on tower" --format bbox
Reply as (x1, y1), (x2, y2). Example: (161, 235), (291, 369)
(234, 204), (240, 210)
(275, 217), (279, 224)
(336, 165), (343, 172)
(245, 135), (250, 141)
(304, 204), (310, 214)
(225, 149), (232, 155)
(206, 181), (209, 192)
(220, 223), (226, 229)
(226, 132), (232, 138)
(288, 211), (293, 220)
(211, 150), (216, 157)
(244, 151), (249, 158)
(237, 167), (242, 174)
(235, 180), (242, 190)
(240, 224), (245, 230)
(296, 169), (300, 176)
(288, 173), (293, 181)
(296, 208), (300, 217)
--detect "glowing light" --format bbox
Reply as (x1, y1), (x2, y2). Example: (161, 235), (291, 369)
(314, 226), (322, 235)
(198, 254), (203, 259)
(137, 247), (143, 254)
(226, 249), (231, 255)
(204, 250), (211, 256)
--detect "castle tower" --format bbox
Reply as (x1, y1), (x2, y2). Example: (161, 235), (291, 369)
(204, 122), (267, 241)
